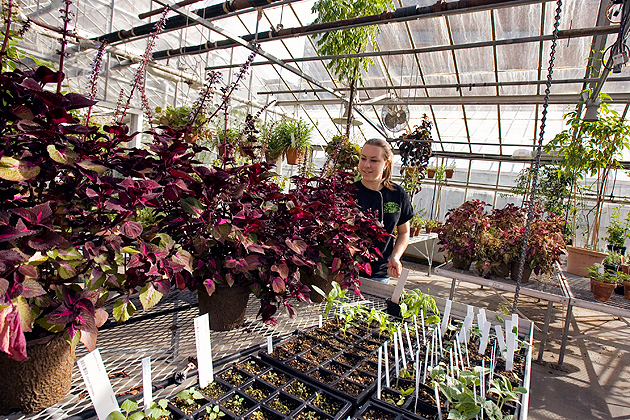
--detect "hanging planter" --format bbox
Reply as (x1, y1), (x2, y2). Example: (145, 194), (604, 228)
(286, 147), (303, 165)
(445, 168), (454, 178)
(427, 168), (436, 178)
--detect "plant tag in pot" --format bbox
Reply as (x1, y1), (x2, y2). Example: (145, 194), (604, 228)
(143, 357), (153, 415)
(77, 349), (119, 420)
(479, 321), (492, 355)
(495, 325), (506, 353)
(506, 331), (516, 371)
(440, 300), (452, 338)
(194, 314), (214, 388)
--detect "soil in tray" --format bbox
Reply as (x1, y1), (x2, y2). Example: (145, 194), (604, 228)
(294, 408), (329, 420)
(347, 370), (375, 386)
(303, 349), (329, 364)
(328, 337), (350, 350)
(358, 360), (378, 375)
(333, 378), (365, 397)
(361, 407), (396, 420)
(304, 329), (331, 341)
(347, 347), (370, 358)
(199, 405), (229, 420)
(285, 380), (317, 401)
(310, 368), (340, 385)
(266, 393), (301, 415)
(346, 325), (369, 337)
(288, 357), (316, 372)
(219, 367), (252, 386)
(335, 352), (362, 366)
(312, 392), (346, 416)
(247, 407), (283, 420)
(222, 393), (255, 416)
(320, 321), (344, 334)
(269, 346), (292, 361)
(260, 369), (291, 387)
(170, 396), (203, 415)
(244, 380), (274, 401)
(199, 381), (231, 400)
(281, 336), (318, 353)
(314, 344), (339, 358)
(323, 361), (352, 375)
(360, 340), (381, 351)
(237, 359), (268, 375)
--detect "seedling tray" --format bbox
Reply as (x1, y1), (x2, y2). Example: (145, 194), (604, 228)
(352, 401), (428, 420)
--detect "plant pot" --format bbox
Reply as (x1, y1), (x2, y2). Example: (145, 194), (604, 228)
(426, 168), (436, 178)
(510, 261), (532, 283)
(614, 283), (625, 295)
(285, 147), (303, 165)
(622, 264), (630, 275)
(566, 245), (607, 277)
(0, 334), (76, 414)
(624, 281), (630, 300)
(451, 254), (472, 271)
(445, 168), (454, 178)
(301, 271), (335, 303)
(198, 283), (251, 331)
(590, 279), (617, 302)
(607, 244), (626, 255)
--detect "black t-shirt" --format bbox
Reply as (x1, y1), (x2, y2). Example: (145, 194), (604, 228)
(354, 181), (414, 278)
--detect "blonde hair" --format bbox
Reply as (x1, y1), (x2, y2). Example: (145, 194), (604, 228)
(363, 138), (395, 190)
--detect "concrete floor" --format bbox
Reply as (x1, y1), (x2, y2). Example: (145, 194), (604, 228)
(395, 261), (630, 420)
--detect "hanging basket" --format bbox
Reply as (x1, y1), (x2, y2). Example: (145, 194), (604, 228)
(445, 168), (454, 179)
(197, 283), (251, 331)
(566, 245), (607, 277)
(0, 334), (76, 414)
(427, 168), (436, 178)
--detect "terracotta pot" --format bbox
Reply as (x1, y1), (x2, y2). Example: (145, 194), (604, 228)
(590, 279), (617, 302)
(510, 261), (532, 283)
(0, 334), (76, 414)
(496, 262), (510, 278)
(624, 281), (630, 300)
(301, 271), (335, 303)
(451, 255), (472, 271)
(445, 168), (454, 178)
(285, 147), (303, 165)
(427, 168), (436, 178)
(565, 245), (607, 277)
(197, 283), (251, 331)
(621, 264), (629, 275)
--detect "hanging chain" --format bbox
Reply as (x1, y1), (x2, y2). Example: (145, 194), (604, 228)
(512, 0), (563, 314)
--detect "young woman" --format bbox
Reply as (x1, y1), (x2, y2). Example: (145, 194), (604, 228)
(354, 138), (414, 283)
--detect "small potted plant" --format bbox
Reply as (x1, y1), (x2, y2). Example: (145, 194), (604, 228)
(437, 200), (490, 270)
(445, 162), (456, 179)
(267, 117), (313, 164)
(586, 265), (619, 302)
(605, 207), (627, 255)
(426, 164), (437, 179)
(424, 219), (443, 234)
(409, 214), (423, 236)
(155, 105), (212, 144)
(324, 134), (360, 172)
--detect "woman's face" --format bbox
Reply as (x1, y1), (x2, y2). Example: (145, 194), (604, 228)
(358, 144), (389, 184)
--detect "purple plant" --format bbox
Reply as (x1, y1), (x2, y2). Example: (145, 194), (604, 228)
(437, 199), (490, 264)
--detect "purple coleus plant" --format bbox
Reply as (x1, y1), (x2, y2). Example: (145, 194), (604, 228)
(0, 66), (188, 360)
(437, 199), (490, 263)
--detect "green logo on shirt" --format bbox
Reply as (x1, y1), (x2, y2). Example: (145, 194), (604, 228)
(383, 202), (400, 214)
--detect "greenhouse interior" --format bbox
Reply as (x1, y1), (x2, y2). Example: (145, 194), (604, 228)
(1, 0), (630, 418)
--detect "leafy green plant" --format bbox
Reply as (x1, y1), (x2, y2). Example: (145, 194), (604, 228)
(266, 117), (313, 161)
(606, 207), (627, 249)
(107, 398), (171, 420)
(171, 388), (205, 414)
(399, 289), (440, 324)
(312, 281), (349, 321)
(202, 405), (225, 420)
(487, 376), (527, 413)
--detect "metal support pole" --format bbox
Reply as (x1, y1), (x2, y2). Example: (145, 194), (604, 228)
(558, 302), (573, 367)
(537, 300), (554, 363)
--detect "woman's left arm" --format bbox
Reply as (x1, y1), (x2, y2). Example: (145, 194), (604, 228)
(388, 221), (410, 277)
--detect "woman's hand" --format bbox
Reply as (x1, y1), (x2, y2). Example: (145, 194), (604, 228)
(388, 257), (402, 277)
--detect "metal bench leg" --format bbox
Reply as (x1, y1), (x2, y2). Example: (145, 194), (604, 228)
(537, 301), (554, 363)
(558, 303), (573, 367)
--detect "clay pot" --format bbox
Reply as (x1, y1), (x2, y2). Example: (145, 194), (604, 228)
(285, 147), (303, 165)
(624, 280), (630, 300)
(452, 255), (472, 271)
(566, 245), (607, 277)
(427, 168), (436, 178)
(445, 168), (454, 178)
(197, 283), (251, 331)
(590, 279), (617, 302)
(510, 261), (532, 283)
(0, 334), (76, 414)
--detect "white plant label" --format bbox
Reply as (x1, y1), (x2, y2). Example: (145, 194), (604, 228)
(495, 325), (506, 353)
(394, 332), (400, 376)
(404, 323), (414, 355)
(421, 310), (426, 343)
(194, 313), (213, 388)
(267, 336), (273, 354)
(318, 314), (323, 328)
(479, 308), (487, 326)
(77, 349), (119, 420)
(384, 341), (390, 387)
(463, 316), (473, 344)
(467, 305), (474, 319)
(511, 313), (519, 335)
(391, 268), (408, 303)
(377, 347), (383, 399)
(441, 300), (452, 338)
(414, 316), (421, 350)
(506, 331), (515, 371)
(479, 321), (492, 355)
(398, 326), (407, 369)
(437, 323), (443, 357)
(435, 381), (443, 420)
(142, 357), (152, 414)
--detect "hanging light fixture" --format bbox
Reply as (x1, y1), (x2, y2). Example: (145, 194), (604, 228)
(583, 99), (601, 122)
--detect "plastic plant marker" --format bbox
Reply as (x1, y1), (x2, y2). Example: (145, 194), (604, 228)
(479, 321), (491, 355)
(463, 316), (473, 345)
(506, 331), (515, 371)
(505, 320), (512, 338)
(490, 342), (497, 382)
(421, 310), (426, 343)
(394, 332), (400, 377)
(511, 313), (519, 335)
(464, 339), (470, 368)
(385, 341), (390, 387)
(441, 300), (452, 338)
(77, 349), (119, 420)
(423, 341), (430, 384)
(142, 357), (152, 415)
(415, 349), (421, 414)
(449, 348), (454, 379)
(467, 305), (474, 319)
(267, 336), (273, 354)
(194, 313), (214, 388)
(437, 323), (443, 357)
(404, 323), (414, 356)
(495, 325), (506, 353)
(398, 327), (408, 369)
(434, 381), (443, 420)
(319, 315), (323, 328)
(377, 347), (382, 399)
(414, 316), (421, 350)
(479, 308), (487, 326)
(391, 268), (408, 303)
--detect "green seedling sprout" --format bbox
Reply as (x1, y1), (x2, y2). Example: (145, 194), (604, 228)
(107, 398), (170, 420)
(312, 281), (349, 322)
(204, 405), (225, 419)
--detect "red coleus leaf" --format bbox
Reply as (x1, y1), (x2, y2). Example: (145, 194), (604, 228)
(120, 221), (143, 239)
(0, 304), (27, 361)
(271, 263), (289, 279)
(285, 238), (308, 255)
(203, 278), (215, 296)
(271, 276), (286, 293)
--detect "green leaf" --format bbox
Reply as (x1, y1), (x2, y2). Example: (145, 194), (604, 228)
(120, 246), (141, 254)
(77, 160), (107, 175)
(106, 411), (126, 420)
(113, 298), (136, 322)
(0, 156), (41, 181)
(181, 197), (205, 217)
(139, 283), (163, 311)
(47, 144), (78, 165)
(129, 411), (145, 420)
(120, 399), (138, 413)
